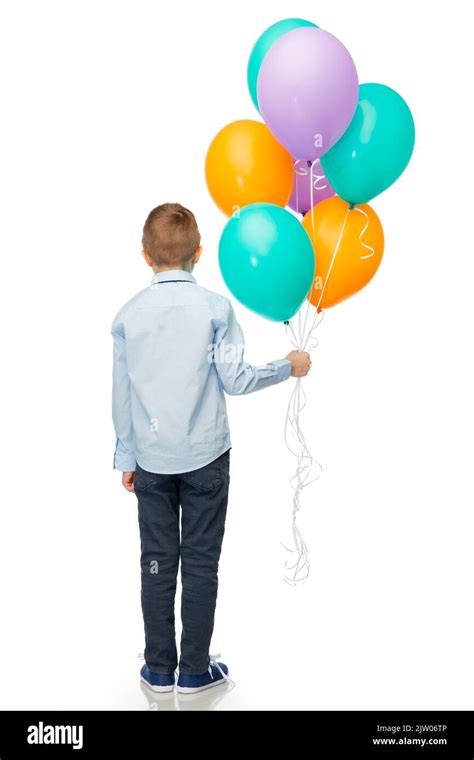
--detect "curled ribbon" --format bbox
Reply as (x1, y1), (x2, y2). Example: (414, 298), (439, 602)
(352, 205), (375, 260)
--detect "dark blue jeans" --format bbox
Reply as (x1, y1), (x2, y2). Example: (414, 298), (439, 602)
(135, 450), (230, 675)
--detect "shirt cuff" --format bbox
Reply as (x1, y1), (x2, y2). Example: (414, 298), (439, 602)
(113, 442), (136, 472)
(269, 358), (292, 382)
(114, 458), (136, 472)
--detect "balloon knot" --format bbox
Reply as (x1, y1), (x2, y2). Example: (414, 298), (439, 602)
(283, 320), (290, 326)
(348, 203), (355, 210)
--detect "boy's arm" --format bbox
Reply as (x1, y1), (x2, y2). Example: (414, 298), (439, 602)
(112, 318), (136, 474)
(212, 301), (310, 395)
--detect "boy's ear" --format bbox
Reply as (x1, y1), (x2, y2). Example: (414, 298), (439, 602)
(142, 249), (154, 268)
(192, 245), (203, 265)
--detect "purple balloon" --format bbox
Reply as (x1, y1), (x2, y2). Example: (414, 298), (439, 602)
(257, 27), (359, 161)
(288, 158), (335, 214)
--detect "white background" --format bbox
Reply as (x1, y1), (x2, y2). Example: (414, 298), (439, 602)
(0, 0), (473, 711)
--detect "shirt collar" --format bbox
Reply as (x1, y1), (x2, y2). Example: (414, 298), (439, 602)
(151, 270), (196, 285)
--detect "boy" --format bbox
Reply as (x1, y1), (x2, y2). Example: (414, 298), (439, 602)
(112, 203), (310, 694)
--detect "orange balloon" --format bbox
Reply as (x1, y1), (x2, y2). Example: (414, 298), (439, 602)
(302, 196), (384, 310)
(205, 119), (294, 216)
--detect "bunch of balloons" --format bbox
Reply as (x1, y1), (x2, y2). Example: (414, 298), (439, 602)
(205, 19), (415, 585)
(205, 18), (415, 321)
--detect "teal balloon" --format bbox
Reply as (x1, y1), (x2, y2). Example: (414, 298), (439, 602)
(219, 203), (315, 323)
(247, 18), (317, 112)
(321, 83), (415, 205)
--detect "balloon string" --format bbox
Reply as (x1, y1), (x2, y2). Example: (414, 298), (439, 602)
(294, 159), (308, 178)
(309, 159), (316, 239)
(311, 205), (351, 318)
(300, 296), (312, 350)
(282, 311), (324, 586)
(285, 319), (299, 349)
(293, 158), (300, 214)
(281, 197), (350, 583)
(352, 205), (375, 260)
(282, 198), (355, 583)
(300, 155), (319, 350)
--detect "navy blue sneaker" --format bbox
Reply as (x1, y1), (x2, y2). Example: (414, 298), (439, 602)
(177, 661), (229, 694)
(140, 664), (175, 693)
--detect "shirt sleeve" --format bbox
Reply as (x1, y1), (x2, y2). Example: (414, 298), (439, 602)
(212, 301), (291, 396)
(111, 315), (136, 471)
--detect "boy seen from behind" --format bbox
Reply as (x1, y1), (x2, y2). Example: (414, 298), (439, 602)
(112, 203), (310, 693)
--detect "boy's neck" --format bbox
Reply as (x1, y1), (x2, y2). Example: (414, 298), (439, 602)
(152, 264), (193, 274)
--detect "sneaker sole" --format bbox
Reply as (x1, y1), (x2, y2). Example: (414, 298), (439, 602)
(140, 676), (175, 693)
(176, 676), (228, 694)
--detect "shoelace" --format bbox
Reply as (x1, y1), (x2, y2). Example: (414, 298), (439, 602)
(209, 653), (236, 688)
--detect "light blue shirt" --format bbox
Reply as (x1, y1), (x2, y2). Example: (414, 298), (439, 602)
(112, 270), (291, 473)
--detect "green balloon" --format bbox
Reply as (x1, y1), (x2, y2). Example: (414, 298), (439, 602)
(321, 83), (415, 205)
(219, 203), (315, 323)
(247, 18), (317, 112)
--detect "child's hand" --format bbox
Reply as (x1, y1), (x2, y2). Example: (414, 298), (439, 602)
(286, 350), (312, 378)
(122, 471), (135, 492)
